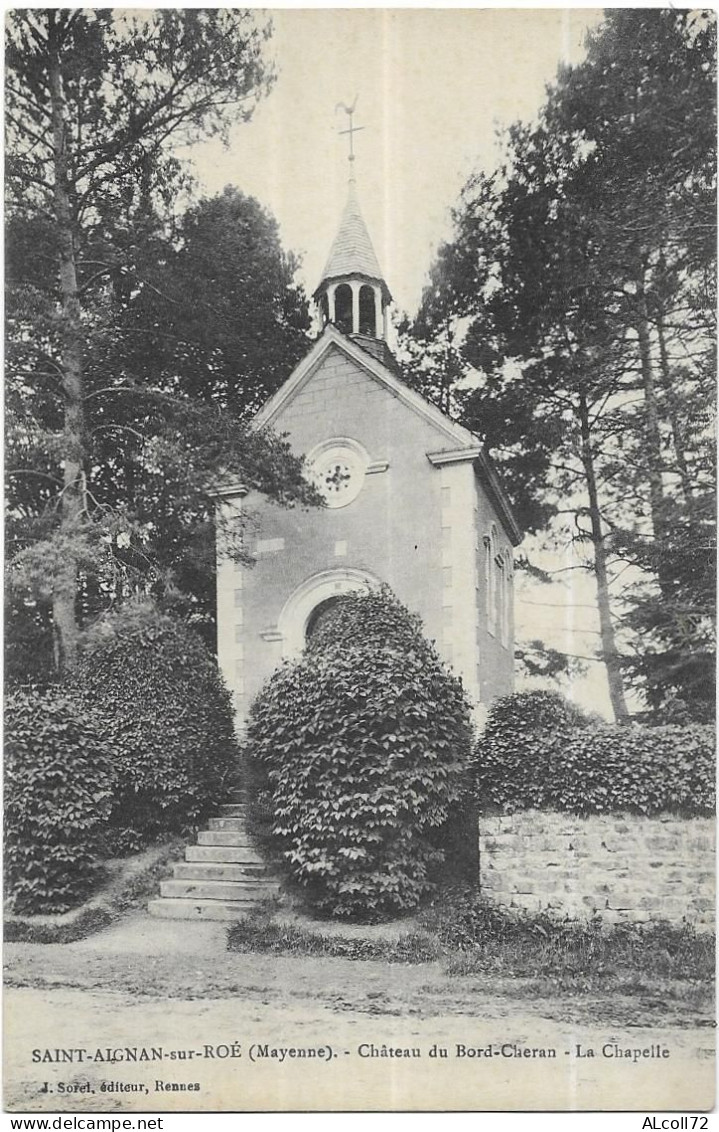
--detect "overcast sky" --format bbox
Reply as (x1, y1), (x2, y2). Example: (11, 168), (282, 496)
(189, 8), (603, 317)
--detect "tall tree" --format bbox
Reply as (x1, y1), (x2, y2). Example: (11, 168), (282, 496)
(6, 10), (318, 675)
(112, 187), (311, 417)
(401, 9), (716, 720)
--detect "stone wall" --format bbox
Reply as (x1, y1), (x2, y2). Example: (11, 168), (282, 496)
(479, 810), (715, 929)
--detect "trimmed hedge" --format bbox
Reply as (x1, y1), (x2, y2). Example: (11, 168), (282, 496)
(70, 603), (239, 847)
(5, 688), (115, 914)
(245, 587), (474, 920)
(475, 691), (715, 816)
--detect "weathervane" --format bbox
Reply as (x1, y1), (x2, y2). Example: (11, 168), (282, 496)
(335, 96), (364, 171)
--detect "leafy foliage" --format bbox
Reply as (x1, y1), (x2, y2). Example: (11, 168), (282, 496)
(616, 496), (717, 721)
(5, 10), (319, 674)
(475, 692), (715, 816)
(4, 907), (114, 944)
(515, 639), (587, 684)
(227, 909), (440, 963)
(5, 688), (114, 913)
(420, 888), (714, 982)
(116, 187), (311, 417)
(70, 602), (239, 847)
(225, 894), (715, 993)
(245, 588), (474, 920)
(7, 191), (318, 675)
(399, 10), (716, 720)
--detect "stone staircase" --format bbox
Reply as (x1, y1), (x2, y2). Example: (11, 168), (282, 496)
(148, 799), (281, 921)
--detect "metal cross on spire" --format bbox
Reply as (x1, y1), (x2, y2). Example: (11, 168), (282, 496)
(335, 96), (364, 173)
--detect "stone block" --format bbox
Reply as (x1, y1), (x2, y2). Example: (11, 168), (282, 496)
(536, 878), (562, 894)
(690, 897), (715, 913)
(582, 894), (603, 909)
(645, 835), (678, 851)
(694, 872), (715, 886)
(598, 838), (626, 853)
(654, 899), (691, 920)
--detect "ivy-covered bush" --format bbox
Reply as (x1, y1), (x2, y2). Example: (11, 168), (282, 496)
(476, 691), (715, 816)
(5, 687), (115, 913)
(481, 690), (594, 736)
(245, 587), (474, 920)
(70, 602), (239, 847)
(473, 691), (590, 811)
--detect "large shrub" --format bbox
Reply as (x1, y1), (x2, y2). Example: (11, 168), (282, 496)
(70, 603), (239, 846)
(476, 691), (715, 816)
(245, 588), (474, 920)
(5, 687), (115, 913)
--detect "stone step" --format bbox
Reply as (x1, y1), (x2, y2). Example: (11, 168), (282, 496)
(148, 899), (256, 922)
(197, 830), (255, 847)
(185, 845), (264, 864)
(208, 817), (246, 831)
(185, 843), (264, 864)
(160, 879), (279, 901)
(174, 862), (271, 882)
(219, 804), (247, 817)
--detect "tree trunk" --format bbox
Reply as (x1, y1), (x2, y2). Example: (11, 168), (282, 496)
(655, 307), (694, 508)
(578, 390), (630, 724)
(634, 266), (667, 539)
(49, 23), (85, 671)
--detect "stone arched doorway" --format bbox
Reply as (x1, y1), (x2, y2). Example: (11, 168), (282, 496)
(277, 567), (379, 660)
(305, 596), (343, 640)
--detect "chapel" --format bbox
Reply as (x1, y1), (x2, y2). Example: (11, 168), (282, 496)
(215, 158), (521, 729)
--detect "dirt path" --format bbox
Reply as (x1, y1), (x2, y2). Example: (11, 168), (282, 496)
(5, 984), (715, 1113)
(4, 915), (715, 1112)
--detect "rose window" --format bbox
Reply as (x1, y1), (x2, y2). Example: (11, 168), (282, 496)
(324, 462), (352, 495)
(308, 439), (369, 509)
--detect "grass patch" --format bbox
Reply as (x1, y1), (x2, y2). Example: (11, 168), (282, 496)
(4, 907), (114, 944)
(227, 909), (440, 964)
(418, 889), (715, 983)
(226, 889), (715, 997)
(4, 836), (185, 944)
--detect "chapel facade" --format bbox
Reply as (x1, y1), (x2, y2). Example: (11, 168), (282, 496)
(216, 173), (521, 730)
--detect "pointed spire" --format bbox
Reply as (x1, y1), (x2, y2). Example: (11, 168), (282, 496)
(313, 102), (392, 342)
(316, 180), (389, 298)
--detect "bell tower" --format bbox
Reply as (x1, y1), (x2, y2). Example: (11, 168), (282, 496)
(313, 101), (392, 347)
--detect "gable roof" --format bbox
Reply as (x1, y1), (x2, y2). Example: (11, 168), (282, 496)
(313, 182), (391, 302)
(253, 324), (521, 545)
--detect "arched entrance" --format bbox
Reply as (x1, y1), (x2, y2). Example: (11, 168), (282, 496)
(277, 567), (379, 659)
(305, 596), (343, 639)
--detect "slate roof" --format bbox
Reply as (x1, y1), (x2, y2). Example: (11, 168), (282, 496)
(314, 182), (392, 301)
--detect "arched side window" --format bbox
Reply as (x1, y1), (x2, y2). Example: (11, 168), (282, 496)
(359, 285), (376, 336)
(334, 284), (353, 335)
(500, 548), (512, 647)
(484, 524), (498, 636)
(495, 550), (505, 643)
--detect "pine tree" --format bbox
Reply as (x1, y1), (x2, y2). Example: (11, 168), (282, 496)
(400, 10), (716, 719)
